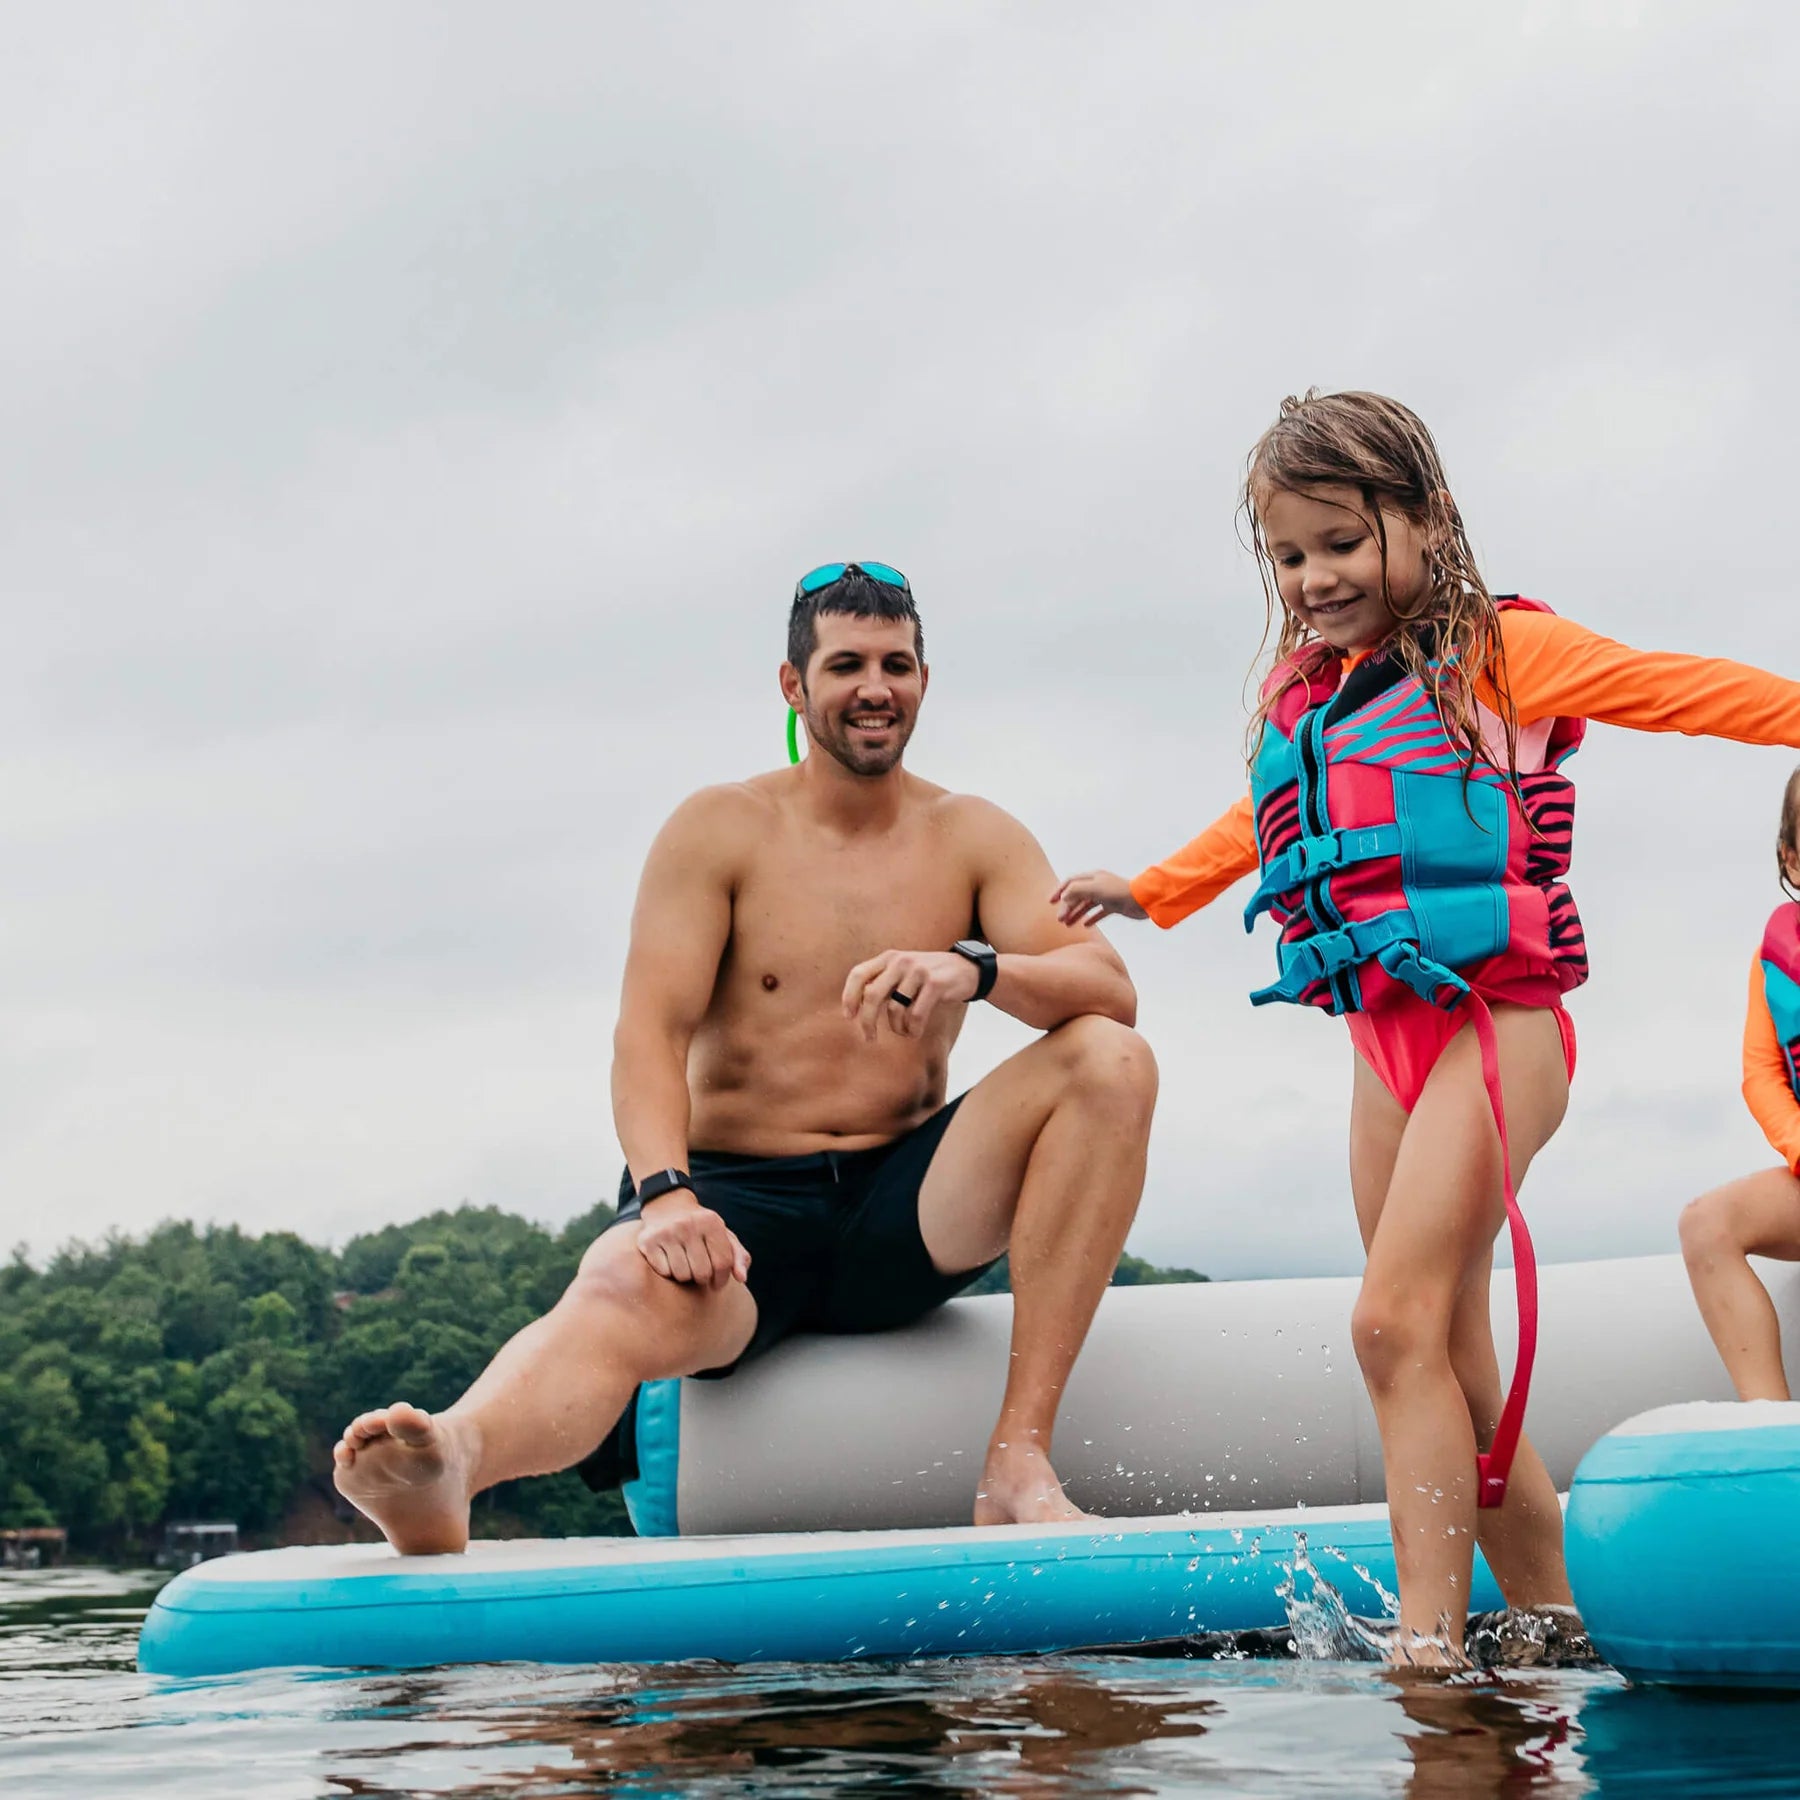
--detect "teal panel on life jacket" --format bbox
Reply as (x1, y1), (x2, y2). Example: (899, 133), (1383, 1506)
(1393, 770), (1510, 886)
(1412, 886), (1512, 975)
(1249, 721), (1298, 834)
(1762, 959), (1800, 1098)
(1390, 770), (1512, 975)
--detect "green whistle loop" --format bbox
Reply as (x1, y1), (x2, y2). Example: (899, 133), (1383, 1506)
(786, 707), (801, 765)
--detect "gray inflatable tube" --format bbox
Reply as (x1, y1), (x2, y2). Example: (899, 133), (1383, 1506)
(621, 1253), (1800, 1536)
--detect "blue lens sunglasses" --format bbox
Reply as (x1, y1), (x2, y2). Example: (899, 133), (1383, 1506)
(792, 560), (910, 600)
(787, 561), (912, 763)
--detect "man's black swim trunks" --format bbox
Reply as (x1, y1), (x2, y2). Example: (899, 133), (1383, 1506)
(577, 1096), (995, 1491)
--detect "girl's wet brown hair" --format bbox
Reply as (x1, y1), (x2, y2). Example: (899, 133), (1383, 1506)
(1241, 390), (1520, 788)
(1778, 767), (1800, 901)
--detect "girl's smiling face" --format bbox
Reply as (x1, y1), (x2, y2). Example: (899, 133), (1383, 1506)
(1258, 482), (1432, 653)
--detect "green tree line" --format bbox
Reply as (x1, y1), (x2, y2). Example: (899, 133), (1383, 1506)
(0, 1205), (1203, 1556)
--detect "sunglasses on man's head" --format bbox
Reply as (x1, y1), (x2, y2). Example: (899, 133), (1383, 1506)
(793, 561), (911, 600)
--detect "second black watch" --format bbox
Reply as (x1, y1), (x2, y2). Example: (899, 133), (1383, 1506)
(950, 939), (999, 1002)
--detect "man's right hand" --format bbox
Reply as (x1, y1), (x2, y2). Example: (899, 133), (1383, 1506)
(635, 1191), (751, 1290)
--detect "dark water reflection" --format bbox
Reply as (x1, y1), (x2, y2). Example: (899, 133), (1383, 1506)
(4, 1570), (1799, 1797)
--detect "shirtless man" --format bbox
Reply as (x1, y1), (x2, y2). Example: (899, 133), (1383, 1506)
(334, 562), (1158, 1552)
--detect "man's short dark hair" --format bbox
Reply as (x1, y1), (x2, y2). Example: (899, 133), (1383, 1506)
(787, 569), (925, 678)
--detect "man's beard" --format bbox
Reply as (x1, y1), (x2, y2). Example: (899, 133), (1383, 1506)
(803, 701), (915, 776)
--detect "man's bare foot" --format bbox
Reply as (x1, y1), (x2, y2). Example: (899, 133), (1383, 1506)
(973, 1436), (1093, 1526)
(333, 1401), (474, 1555)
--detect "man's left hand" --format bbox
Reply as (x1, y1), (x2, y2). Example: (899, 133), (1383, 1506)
(842, 949), (980, 1040)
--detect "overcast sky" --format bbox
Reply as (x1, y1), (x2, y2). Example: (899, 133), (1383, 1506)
(3, 2), (1797, 1278)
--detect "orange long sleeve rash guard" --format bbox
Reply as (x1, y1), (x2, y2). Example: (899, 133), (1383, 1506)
(1743, 959), (1800, 1174)
(1129, 608), (1800, 929)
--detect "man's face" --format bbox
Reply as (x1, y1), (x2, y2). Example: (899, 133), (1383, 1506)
(788, 612), (926, 777)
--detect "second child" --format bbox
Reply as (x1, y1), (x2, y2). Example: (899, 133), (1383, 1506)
(1681, 769), (1800, 1399)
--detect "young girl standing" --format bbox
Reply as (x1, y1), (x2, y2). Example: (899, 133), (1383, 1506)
(1681, 770), (1800, 1399)
(1056, 391), (1800, 1665)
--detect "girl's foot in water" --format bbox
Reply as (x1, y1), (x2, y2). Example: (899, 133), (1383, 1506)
(973, 1435), (1093, 1526)
(333, 1402), (476, 1555)
(1387, 1625), (1473, 1672)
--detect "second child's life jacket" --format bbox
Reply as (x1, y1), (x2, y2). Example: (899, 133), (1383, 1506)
(1242, 596), (1588, 1018)
(1760, 903), (1800, 1102)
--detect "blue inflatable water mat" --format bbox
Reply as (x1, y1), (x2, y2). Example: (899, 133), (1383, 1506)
(1568, 1401), (1800, 1689)
(138, 1503), (1500, 1676)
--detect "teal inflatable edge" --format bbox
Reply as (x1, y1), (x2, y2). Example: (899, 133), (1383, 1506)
(138, 1507), (1500, 1677)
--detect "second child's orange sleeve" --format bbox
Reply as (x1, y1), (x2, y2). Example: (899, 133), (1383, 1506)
(1129, 794), (1261, 929)
(1744, 959), (1800, 1174)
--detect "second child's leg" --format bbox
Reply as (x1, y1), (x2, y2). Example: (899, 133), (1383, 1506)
(1680, 1168), (1800, 1399)
(1350, 1005), (1569, 1663)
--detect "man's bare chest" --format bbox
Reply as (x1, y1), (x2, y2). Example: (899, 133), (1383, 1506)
(727, 842), (977, 990)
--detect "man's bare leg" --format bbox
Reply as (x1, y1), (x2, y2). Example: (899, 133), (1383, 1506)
(333, 1225), (757, 1553)
(918, 1015), (1158, 1525)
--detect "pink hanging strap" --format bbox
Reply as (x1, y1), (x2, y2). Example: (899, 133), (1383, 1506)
(1467, 993), (1539, 1510)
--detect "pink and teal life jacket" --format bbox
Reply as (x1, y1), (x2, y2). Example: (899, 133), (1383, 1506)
(1242, 596), (1588, 1016)
(1760, 904), (1800, 1101)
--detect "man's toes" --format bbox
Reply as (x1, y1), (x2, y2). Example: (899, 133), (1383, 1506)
(384, 1404), (435, 1447)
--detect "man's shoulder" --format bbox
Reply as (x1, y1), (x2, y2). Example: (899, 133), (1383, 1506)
(665, 776), (782, 828)
(651, 779), (778, 869)
(919, 785), (1034, 848)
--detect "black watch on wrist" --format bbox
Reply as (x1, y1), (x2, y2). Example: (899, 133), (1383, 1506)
(950, 939), (999, 1002)
(633, 1168), (694, 1208)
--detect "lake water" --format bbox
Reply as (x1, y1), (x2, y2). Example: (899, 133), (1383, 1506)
(5, 1568), (1799, 1797)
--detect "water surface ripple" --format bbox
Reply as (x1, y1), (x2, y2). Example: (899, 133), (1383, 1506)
(5, 1568), (1799, 1797)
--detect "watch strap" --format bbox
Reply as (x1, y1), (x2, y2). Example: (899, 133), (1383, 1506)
(951, 939), (999, 1002)
(633, 1167), (695, 1207)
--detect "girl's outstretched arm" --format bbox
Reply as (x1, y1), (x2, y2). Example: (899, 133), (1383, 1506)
(1050, 870), (1148, 929)
(1489, 611), (1800, 743)
(1743, 958), (1800, 1172)
(1128, 793), (1261, 928)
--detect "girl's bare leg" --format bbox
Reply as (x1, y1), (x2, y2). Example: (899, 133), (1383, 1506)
(1680, 1168), (1800, 1399)
(1443, 1252), (1572, 1608)
(1348, 1006), (1568, 1663)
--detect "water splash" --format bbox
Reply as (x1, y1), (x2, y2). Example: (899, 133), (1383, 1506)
(1274, 1532), (1396, 1662)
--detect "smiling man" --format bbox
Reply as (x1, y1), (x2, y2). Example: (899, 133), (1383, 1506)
(333, 562), (1157, 1553)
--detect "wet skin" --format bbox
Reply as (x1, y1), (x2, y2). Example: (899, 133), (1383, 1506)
(336, 613), (1157, 1548)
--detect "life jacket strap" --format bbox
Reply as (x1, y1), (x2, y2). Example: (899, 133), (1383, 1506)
(1467, 992), (1539, 1511)
(1374, 940), (1470, 1009)
(1249, 909), (1423, 1006)
(1241, 823), (1405, 930)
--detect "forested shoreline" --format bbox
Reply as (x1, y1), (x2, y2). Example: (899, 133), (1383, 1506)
(1, 1205), (1204, 1557)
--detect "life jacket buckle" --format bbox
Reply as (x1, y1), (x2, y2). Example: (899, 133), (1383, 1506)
(1291, 832), (1342, 879)
(1376, 940), (1470, 1010)
(1299, 928), (1360, 977)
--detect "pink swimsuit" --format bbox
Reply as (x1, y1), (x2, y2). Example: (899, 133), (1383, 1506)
(1347, 965), (1576, 1110)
